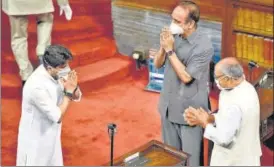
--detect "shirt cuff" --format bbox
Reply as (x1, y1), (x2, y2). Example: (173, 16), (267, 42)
(203, 123), (215, 140)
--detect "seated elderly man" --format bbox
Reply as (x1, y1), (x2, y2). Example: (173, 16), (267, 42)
(184, 57), (262, 166)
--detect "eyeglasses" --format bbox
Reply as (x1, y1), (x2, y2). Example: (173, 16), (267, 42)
(214, 74), (225, 80)
(214, 74), (240, 81)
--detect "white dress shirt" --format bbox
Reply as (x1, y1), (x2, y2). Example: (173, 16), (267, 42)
(204, 105), (242, 148)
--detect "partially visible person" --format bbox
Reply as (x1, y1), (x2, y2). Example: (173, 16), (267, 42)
(153, 1), (214, 165)
(184, 57), (262, 166)
(2, 0), (73, 86)
(16, 45), (82, 166)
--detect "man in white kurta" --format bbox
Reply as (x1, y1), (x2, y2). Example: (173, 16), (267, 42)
(184, 57), (262, 166)
(2, 0), (72, 85)
(16, 45), (81, 166)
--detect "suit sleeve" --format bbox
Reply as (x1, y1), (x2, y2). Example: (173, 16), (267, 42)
(31, 87), (62, 123)
(185, 47), (214, 80)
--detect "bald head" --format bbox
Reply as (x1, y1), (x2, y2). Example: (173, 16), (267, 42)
(216, 57), (241, 70)
(215, 57), (244, 79)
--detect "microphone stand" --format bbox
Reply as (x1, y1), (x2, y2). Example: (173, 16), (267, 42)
(108, 123), (117, 166)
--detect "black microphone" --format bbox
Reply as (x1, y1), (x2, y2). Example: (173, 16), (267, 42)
(248, 61), (259, 68)
(108, 124), (117, 139)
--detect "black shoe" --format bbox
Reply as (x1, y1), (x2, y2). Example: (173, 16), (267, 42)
(22, 81), (26, 87)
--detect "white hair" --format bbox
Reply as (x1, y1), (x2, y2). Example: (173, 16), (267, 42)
(221, 63), (244, 79)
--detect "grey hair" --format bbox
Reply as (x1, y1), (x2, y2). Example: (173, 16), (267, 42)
(221, 63), (244, 79)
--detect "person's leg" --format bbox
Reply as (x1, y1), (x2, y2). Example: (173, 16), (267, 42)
(180, 125), (203, 166)
(49, 139), (63, 166)
(9, 15), (33, 86)
(199, 137), (204, 165)
(161, 110), (181, 150)
(36, 13), (54, 65)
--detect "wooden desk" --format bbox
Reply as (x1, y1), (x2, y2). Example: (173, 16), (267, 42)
(103, 140), (190, 166)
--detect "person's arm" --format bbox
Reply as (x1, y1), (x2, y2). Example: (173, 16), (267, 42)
(167, 48), (214, 84)
(153, 47), (166, 68)
(167, 51), (192, 84)
(203, 105), (242, 148)
(57, 0), (69, 6)
(58, 95), (72, 123)
(154, 27), (170, 68)
(31, 87), (71, 124)
(57, 0), (72, 20)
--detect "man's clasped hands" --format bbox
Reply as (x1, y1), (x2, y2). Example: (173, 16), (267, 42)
(184, 107), (212, 128)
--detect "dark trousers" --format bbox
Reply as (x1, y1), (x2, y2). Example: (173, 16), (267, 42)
(161, 112), (203, 166)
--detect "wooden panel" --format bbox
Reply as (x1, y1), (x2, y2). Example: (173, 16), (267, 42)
(193, 0), (226, 21)
(113, 0), (179, 13)
(103, 140), (190, 166)
(239, 0), (273, 7)
(223, 0), (274, 59)
(223, 0), (240, 58)
(232, 0), (274, 12)
(113, 0), (226, 22)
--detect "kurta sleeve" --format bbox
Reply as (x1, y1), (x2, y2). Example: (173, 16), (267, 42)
(204, 105), (242, 148)
(56, 0), (69, 6)
(31, 87), (62, 123)
(185, 48), (214, 80)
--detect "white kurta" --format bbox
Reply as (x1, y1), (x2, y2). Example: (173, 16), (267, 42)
(16, 65), (80, 166)
(2, 0), (68, 15)
(208, 80), (261, 166)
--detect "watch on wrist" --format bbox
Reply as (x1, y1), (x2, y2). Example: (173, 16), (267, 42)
(73, 85), (79, 94)
(64, 91), (73, 99)
(166, 50), (174, 57)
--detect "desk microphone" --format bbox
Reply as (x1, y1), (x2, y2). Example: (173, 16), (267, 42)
(248, 61), (259, 68)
